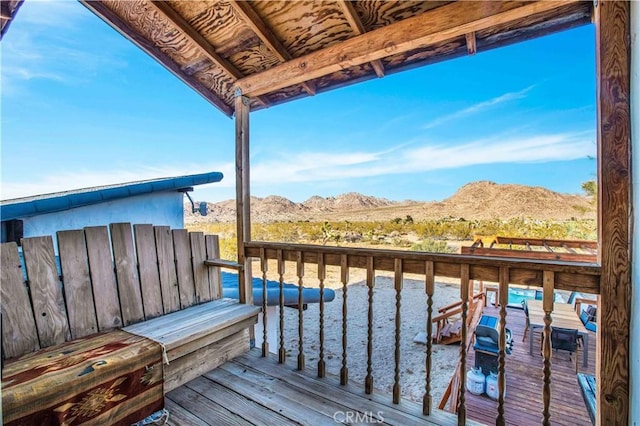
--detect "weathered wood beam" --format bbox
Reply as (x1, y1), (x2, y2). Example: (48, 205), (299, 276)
(336, 0), (385, 77)
(465, 32), (477, 55)
(79, 1), (233, 116)
(228, 0), (316, 96)
(235, 94), (252, 306)
(460, 247), (596, 264)
(150, 1), (242, 79)
(1, 0), (24, 40)
(595, 1), (631, 425)
(494, 237), (597, 249)
(236, 1), (580, 97)
(149, 1), (270, 108)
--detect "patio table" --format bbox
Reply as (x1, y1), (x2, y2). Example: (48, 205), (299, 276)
(526, 299), (589, 367)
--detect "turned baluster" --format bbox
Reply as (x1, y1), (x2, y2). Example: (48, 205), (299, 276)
(393, 258), (403, 404)
(365, 256), (375, 394)
(423, 260), (434, 415)
(340, 254), (349, 385)
(497, 267), (509, 425)
(261, 248), (268, 357)
(297, 251), (305, 370)
(317, 253), (326, 378)
(542, 271), (554, 426)
(277, 249), (286, 364)
(457, 264), (469, 425)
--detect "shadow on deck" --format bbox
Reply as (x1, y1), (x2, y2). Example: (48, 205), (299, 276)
(165, 349), (476, 426)
(462, 305), (596, 425)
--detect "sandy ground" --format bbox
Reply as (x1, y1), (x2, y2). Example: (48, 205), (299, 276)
(265, 265), (464, 407)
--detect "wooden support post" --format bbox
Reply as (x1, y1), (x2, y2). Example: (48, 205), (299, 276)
(235, 92), (253, 309)
(595, 2), (631, 425)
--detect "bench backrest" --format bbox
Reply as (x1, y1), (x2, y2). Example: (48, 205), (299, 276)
(1, 223), (222, 360)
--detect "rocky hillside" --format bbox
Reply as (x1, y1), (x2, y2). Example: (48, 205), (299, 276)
(186, 181), (595, 223)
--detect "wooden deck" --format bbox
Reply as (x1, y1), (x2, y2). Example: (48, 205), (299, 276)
(164, 304), (595, 426)
(165, 350), (473, 426)
(463, 305), (596, 425)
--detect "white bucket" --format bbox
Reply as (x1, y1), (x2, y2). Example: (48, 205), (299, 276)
(466, 367), (485, 395)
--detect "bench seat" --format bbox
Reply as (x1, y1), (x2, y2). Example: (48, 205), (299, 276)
(124, 298), (260, 392)
(2, 331), (164, 425)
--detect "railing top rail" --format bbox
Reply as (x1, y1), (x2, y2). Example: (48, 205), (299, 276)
(244, 241), (601, 294)
(245, 241), (600, 274)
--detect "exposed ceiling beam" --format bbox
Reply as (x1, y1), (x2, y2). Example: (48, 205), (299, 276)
(148, 1), (270, 107)
(228, 0), (316, 96)
(79, 1), (233, 116)
(1, 0), (24, 40)
(336, 0), (385, 78)
(236, 0), (579, 97)
(149, 1), (242, 80)
(465, 32), (477, 55)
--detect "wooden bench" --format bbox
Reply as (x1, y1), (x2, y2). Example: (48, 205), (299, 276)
(577, 373), (596, 425)
(1, 223), (259, 423)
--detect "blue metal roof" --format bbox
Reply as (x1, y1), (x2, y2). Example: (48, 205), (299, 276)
(0, 171), (223, 220)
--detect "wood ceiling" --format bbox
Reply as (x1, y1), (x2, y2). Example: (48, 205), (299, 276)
(80, 1), (593, 116)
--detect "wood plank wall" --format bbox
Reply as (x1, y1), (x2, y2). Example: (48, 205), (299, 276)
(0, 223), (224, 360)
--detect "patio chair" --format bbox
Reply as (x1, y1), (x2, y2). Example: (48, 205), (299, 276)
(551, 327), (579, 372)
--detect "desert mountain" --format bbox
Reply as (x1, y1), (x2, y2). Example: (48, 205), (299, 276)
(186, 181), (594, 223)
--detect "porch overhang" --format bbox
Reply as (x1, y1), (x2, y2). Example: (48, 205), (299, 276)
(79, 0), (592, 116)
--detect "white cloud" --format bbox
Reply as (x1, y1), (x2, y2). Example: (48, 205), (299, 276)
(247, 130), (594, 187)
(1, 1), (127, 94)
(1, 132), (594, 200)
(423, 86), (535, 129)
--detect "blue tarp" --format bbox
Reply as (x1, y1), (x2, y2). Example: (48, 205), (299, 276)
(222, 271), (335, 307)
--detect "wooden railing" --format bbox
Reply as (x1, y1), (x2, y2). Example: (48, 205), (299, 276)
(244, 241), (600, 424)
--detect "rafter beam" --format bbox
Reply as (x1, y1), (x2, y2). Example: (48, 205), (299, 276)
(336, 0), (385, 78)
(148, 1), (270, 107)
(237, 0), (580, 97)
(228, 0), (316, 96)
(80, 1), (233, 116)
(465, 32), (477, 55)
(149, 1), (242, 80)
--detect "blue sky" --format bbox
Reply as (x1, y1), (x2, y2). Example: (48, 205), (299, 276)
(1, 1), (596, 203)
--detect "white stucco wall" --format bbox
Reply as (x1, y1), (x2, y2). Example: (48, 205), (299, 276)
(630, 1), (639, 424)
(20, 191), (185, 249)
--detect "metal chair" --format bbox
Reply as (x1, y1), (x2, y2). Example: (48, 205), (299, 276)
(551, 327), (580, 372)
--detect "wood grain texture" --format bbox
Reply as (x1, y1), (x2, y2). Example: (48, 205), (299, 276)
(164, 328), (250, 393)
(80, 1), (233, 115)
(172, 229), (196, 309)
(190, 231), (211, 303)
(252, 0), (352, 57)
(595, 1), (631, 425)
(237, 1), (581, 96)
(155, 226), (181, 314)
(22, 236), (71, 347)
(85, 226), (122, 330)
(206, 234), (222, 300)
(110, 223), (144, 326)
(57, 230), (98, 339)
(133, 224), (164, 319)
(1, 242), (39, 358)
(245, 242), (600, 292)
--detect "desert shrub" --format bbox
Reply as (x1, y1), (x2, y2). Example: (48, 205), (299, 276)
(411, 239), (455, 253)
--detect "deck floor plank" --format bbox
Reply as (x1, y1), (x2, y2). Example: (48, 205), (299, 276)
(187, 375), (304, 425)
(461, 305), (595, 426)
(166, 385), (252, 426)
(166, 304), (595, 426)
